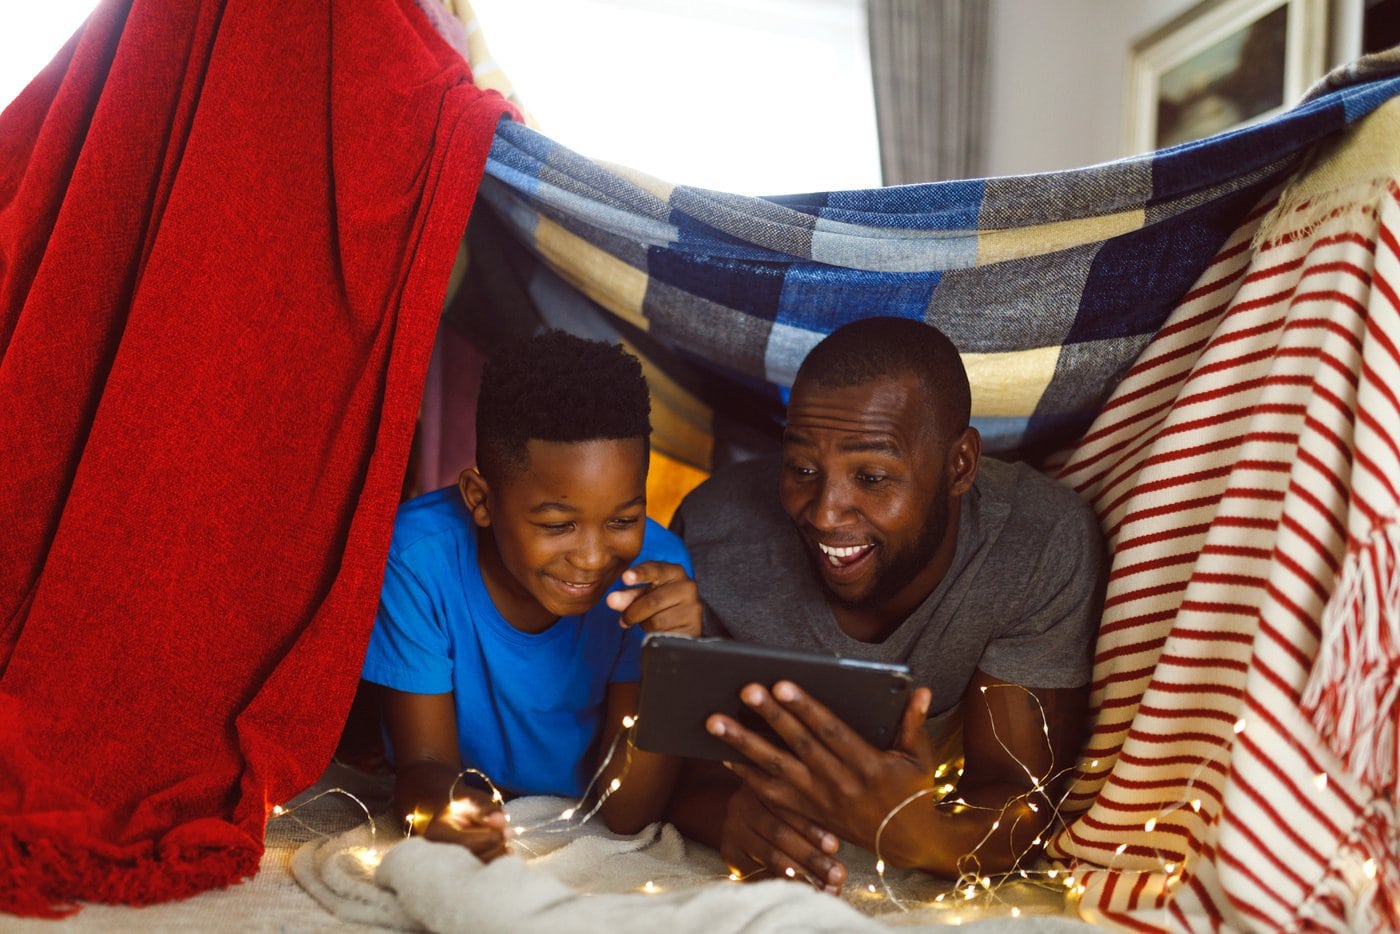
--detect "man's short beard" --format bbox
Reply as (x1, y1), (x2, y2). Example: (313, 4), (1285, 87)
(818, 494), (950, 613)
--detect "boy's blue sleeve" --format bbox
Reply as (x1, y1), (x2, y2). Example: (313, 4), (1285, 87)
(362, 551), (454, 694)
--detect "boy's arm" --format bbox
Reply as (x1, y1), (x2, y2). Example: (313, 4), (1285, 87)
(596, 681), (682, 835)
(382, 687), (509, 861)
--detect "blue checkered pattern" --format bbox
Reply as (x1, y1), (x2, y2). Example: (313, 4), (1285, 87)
(469, 63), (1400, 467)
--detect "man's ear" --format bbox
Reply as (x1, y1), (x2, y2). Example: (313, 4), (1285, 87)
(458, 468), (493, 528)
(948, 427), (981, 497)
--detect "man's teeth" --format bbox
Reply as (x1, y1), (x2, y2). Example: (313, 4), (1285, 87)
(819, 543), (870, 566)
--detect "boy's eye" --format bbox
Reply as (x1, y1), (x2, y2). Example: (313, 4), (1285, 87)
(608, 516), (641, 530)
(539, 522), (575, 533)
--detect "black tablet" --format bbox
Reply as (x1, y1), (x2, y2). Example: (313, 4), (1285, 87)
(633, 635), (913, 762)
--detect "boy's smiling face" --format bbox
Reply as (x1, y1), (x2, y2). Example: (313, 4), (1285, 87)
(468, 437), (648, 633)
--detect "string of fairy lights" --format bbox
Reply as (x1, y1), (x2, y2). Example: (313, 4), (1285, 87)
(266, 688), (1359, 921)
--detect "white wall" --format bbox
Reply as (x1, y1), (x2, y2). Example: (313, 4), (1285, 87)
(983, 0), (1197, 177)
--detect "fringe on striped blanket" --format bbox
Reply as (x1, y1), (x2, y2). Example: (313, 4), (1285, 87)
(1050, 90), (1400, 931)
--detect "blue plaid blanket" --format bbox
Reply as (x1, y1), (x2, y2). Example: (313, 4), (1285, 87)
(455, 56), (1400, 469)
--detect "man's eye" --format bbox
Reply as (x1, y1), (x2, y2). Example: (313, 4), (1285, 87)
(784, 463), (816, 477)
(857, 473), (888, 484)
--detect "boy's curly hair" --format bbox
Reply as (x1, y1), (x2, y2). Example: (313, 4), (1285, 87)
(475, 329), (652, 480)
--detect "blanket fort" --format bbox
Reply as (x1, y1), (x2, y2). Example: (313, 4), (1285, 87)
(446, 41), (1400, 932)
(0, 0), (513, 916)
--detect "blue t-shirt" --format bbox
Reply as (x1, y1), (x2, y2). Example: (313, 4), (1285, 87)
(362, 486), (692, 798)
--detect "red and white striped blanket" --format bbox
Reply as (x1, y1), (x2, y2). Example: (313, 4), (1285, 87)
(1051, 98), (1400, 931)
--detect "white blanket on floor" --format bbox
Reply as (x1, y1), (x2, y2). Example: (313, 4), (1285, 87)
(292, 796), (1088, 932)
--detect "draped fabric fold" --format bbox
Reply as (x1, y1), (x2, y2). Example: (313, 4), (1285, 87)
(1051, 94), (1400, 932)
(0, 0), (512, 915)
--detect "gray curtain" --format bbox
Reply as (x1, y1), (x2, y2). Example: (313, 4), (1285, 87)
(867, 0), (989, 185)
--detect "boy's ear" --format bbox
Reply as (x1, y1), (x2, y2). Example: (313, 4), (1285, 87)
(458, 468), (493, 528)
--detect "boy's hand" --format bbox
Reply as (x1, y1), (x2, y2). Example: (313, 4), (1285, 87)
(421, 788), (510, 863)
(606, 561), (701, 636)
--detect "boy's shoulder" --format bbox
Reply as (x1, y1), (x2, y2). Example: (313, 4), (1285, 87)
(389, 486), (474, 557)
(639, 516), (689, 567)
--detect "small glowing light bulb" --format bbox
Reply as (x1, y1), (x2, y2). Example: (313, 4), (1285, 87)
(621, 715), (636, 729)
(867, 884), (877, 894)
(1018, 870), (1028, 879)
(1364, 859), (1378, 880)
(1314, 772), (1328, 790)
(1164, 863), (1177, 875)
(1011, 908), (1022, 918)
(1115, 844), (1127, 856)
(1144, 818), (1157, 833)
(448, 798), (477, 818)
(1090, 759), (1100, 768)
(1064, 876), (1075, 888)
(1233, 718), (1246, 734)
(1047, 870), (1058, 879)
(1027, 801), (1039, 813)
(1190, 799), (1202, 812)
(990, 820), (1000, 831)
(875, 859), (886, 874)
(272, 804), (286, 816)
(560, 807), (576, 820)
(935, 893), (946, 903)
(643, 880), (658, 893)
(729, 872), (741, 881)
(784, 867), (796, 879)
(963, 885), (977, 900)
(608, 778), (621, 792)
(980, 876), (991, 889)
(1031, 837), (1042, 847)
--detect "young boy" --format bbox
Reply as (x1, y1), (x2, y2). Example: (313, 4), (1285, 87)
(361, 330), (700, 860)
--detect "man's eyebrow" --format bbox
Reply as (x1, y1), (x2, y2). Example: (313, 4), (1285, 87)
(839, 438), (902, 456)
(783, 431), (903, 456)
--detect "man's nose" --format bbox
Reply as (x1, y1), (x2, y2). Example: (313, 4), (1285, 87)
(810, 477), (853, 528)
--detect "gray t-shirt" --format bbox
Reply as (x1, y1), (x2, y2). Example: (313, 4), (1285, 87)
(671, 456), (1105, 719)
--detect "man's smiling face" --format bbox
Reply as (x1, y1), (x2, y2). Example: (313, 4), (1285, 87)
(778, 373), (958, 619)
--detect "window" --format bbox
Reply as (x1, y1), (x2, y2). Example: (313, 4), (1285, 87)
(468, 0), (882, 195)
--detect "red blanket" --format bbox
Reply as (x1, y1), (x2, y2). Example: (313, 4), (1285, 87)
(0, 0), (512, 915)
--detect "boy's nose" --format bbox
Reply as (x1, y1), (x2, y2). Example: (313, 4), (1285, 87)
(568, 533), (610, 572)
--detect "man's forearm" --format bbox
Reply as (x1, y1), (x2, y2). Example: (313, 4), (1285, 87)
(884, 783), (1049, 878)
(663, 759), (739, 848)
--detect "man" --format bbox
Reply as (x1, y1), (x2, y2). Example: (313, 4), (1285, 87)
(666, 316), (1105, 893)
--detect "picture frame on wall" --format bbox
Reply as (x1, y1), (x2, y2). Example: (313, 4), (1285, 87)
(1125, 0), (1331, 155)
